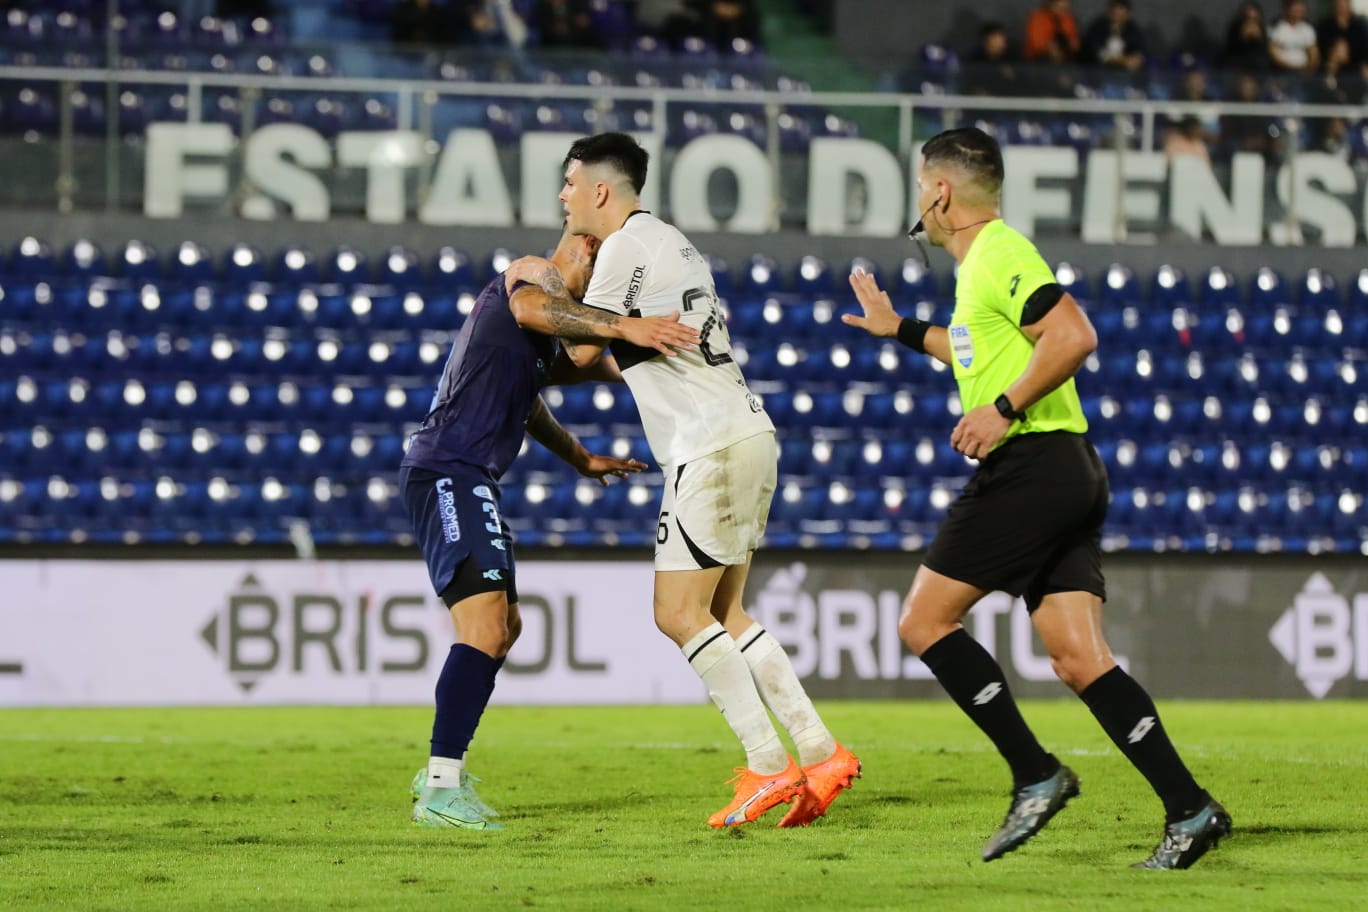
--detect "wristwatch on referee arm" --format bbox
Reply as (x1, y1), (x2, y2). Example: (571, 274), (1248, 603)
(994, 393), (1026, 423)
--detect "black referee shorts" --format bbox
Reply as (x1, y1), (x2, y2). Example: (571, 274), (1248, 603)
(923, 431), (1108, 611)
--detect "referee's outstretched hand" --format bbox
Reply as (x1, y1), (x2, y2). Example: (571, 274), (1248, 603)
(843, 267), (903, 338)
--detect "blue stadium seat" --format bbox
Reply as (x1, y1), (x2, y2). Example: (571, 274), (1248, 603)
(8, 236), (55, 277)
(1298, 267), (1340, 311)
(376, 246), (422, 288)
(1249, 266), (1290, 307)
(223, 243), (267, 284)
(431, 246), (477, 288)
(59, 239), (107, 278)
(171, 240), (215, 284)
(793, 255), (833, 296)
(1199, 266), (1240, 309)
(1150, 264), (1190, 307)
(893, 257), (939, 301)
(1050, 261), (1086, 300)
(117, 240), (161, 281)
(274, 245), (320, 285)
(325, 245), (367, 285)
(1098, 263), (1141, 305)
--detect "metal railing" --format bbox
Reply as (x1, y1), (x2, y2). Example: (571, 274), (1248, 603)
(1, 62), (1364, 236)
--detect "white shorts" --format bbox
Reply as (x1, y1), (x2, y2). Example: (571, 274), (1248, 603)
(655, 432), (777, 571)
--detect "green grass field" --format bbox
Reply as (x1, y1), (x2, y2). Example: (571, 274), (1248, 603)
(1, 701), (1364, 911)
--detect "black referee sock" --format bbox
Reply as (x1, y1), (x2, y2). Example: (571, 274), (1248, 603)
(921, 629), (1058, 788)
(1079, 666), (1207, 823)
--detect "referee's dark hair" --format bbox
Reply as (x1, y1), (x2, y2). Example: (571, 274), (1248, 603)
(922, 127), (1005, 197)
(564, 132), (650, 196)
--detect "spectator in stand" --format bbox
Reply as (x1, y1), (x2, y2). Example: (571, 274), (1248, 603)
(1081, 0), (1146, 72)
(1318, 34), (1365, 99)
(1318, 0), (1368, 77)
(535, 0), (596, 48)
(217, 0), (272, 17)
(1224, 1), (1273, 71)
(1220, 71), (1278, 160)
(1163, 116), (1212, 163)
(1268, 0), (1320, 74)
(1313, 115), (1353, 160)
(1024, 0), (1080, 63)
(964, 22), (1020, 97)
(634, 0), (697, 48)
(392, 0), (458, 45)
(1169, 63), (1222, 143)
(691, 0), (762, 50)
(1307, 31), (1358, 157)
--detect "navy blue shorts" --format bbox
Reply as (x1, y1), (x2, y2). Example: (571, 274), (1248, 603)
(400, 465), (517, 607)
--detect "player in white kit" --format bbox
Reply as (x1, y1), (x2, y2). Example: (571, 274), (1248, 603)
(507, 132), (859, 828)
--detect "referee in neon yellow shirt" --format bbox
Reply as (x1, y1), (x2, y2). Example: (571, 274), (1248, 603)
(844, 126), (1230, 870)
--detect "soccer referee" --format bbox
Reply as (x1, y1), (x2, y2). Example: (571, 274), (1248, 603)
(843, 126), (1230, 869)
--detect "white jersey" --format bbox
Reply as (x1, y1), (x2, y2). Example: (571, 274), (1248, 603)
(582, 211), (773, 467)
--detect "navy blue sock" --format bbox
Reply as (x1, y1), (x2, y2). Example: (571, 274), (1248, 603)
(921, 628), (1058, 788)
(1079, 667), (1207, 822)
(430, 643), (499, 759)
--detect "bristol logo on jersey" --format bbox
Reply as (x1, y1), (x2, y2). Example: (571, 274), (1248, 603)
(949, 324), (974, 369)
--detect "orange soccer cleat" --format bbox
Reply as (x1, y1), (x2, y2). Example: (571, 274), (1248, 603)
(778, 742), (862, 827)
(707, 757), (806, 828)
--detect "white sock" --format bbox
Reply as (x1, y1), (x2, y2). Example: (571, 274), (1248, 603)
(683, 622), (788, 774)
(428, 755), (463, 789)
(737, 624), (837, 767)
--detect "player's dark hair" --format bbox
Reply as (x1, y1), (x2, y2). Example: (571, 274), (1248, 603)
(922, 127), (1004, 197)
(563, 132), (649, 196)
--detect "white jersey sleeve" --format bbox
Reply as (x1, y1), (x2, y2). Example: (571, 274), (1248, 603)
(581, 212), (774, 467)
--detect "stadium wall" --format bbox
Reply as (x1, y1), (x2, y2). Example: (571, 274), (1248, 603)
(2, 553), (1364, 706)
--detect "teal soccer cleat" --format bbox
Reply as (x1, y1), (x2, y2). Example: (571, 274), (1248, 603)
(410, 767), (500, 820)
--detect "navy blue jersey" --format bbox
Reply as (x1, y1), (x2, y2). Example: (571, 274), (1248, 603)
(402, 276), (558, 478)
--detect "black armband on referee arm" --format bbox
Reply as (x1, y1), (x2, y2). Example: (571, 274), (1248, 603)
(896, 318), (932, 353)
(1020, 283), (1065, 326)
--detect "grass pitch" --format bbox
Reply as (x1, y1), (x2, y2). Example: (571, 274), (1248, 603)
(1, 701), (1364, 911)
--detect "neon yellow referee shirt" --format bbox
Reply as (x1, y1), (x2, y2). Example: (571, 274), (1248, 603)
(949, 220), (1088, 446)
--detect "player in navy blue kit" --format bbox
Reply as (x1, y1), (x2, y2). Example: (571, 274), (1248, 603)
(405, 227), (699, 829)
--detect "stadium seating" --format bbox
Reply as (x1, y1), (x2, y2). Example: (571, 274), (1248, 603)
(0, 241), (1364, 551)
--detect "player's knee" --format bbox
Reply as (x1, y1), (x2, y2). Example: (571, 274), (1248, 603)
(897, 609), (941, 656)
(652, 600), (707, 646)
(1049, 652), (1099, 693)
(463, 616), (510, 656)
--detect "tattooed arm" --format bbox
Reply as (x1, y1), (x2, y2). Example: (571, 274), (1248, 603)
(509, 269), (699, 362)
(526, 395), (647, 484)
(526, 394), (587, 468)
(509, 264), (624, 342)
